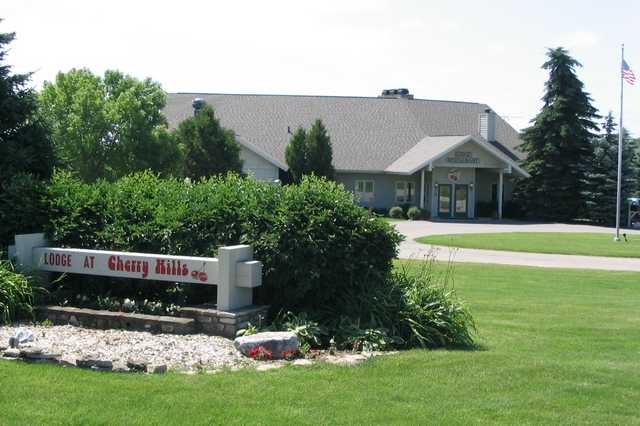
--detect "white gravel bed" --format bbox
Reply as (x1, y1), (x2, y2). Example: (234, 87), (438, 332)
(0, 324), (256, 372)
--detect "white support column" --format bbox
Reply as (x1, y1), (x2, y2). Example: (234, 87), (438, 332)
(498, 170), (504, 220)
(217, 245), (255, 311)
(420, 169), (425, 209)
(14, 233), (47, 272)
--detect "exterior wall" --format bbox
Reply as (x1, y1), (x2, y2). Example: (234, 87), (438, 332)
(336, 172), (428, 210)
(240, 147), (279, 181)
(475, 168), (516, 203)
(430, 167), (476, 218)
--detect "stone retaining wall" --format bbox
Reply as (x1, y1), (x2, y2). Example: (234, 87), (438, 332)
(179, 304), (269, 338)
(37, 304), (269, 338)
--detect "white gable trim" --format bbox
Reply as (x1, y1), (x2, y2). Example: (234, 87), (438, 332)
(236, 136), (288, 171)
(393, 135), (530, 178)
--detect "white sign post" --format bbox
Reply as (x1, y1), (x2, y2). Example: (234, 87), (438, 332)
(13, 233), (262, 311)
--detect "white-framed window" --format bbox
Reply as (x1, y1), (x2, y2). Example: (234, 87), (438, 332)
(395, 181), (414, 203)
(355, 180), (375, 202)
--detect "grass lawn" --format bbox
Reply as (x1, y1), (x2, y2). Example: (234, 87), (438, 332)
(2, 262), (640, 425)
(417, 232), (640, 258)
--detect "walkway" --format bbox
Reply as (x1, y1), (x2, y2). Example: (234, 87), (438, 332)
(395, 220), (640, 272)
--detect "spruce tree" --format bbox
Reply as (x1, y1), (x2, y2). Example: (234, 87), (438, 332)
(285, 127), (308, 183)
(0, 26), (54, 182)
(284, 119), (334, 183)
(514, 47), (599, 221)
(306, 119), (335, 180)
(174, 104), (243, 179)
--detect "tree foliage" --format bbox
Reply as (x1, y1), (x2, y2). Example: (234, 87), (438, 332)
(0, 26), (54, 182)
(285, 119), (334, 183)
(39, 69), (180, 181)
(284, 127), (308, 182)
(174, 103), (243, 179)
(514, 47), (599, 221)
(584, 113), (639, 224)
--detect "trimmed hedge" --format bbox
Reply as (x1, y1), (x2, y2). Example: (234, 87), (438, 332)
(45, 171), (403, 316)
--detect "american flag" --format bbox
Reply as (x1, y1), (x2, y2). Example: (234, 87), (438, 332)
(622, 59), (636, 85)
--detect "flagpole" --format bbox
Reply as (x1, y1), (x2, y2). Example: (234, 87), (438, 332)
(615, 43), (624, 241)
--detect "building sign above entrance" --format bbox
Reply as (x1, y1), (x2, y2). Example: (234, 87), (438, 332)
(446, 151), (480, 165)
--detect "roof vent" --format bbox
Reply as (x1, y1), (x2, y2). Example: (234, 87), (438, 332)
(192, 98), (206, 116)
(479, 108), (496, 142)
(379, 88), (413, 99)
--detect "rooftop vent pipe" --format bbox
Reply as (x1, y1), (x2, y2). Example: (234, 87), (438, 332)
(192, 98), (206, 116)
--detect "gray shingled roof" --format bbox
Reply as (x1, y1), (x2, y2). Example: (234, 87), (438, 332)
(163, 93), (524, 172)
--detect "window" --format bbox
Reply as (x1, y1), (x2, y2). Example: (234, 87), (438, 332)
(395, 181), (414, 203)
(355, 180), (375, 202)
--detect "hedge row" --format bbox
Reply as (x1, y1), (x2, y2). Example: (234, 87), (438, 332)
(44, 171), (403, 316)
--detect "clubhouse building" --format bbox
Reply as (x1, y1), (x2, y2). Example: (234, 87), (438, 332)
(164, 89), (529, 219)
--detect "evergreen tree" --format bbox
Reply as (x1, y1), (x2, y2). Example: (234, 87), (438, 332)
(285, 127), (308, 183)
(584, 113), (638, 224)
(284, 119), (334, 183)
(0, 26), (54, 183)
(306, 119), (335, 180)
(513, 47), (599, 221)
(174, 104), (243, 179)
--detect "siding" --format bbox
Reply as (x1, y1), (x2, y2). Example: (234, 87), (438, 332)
(240, 147), (279, 181)
(336, 172), (425, 210)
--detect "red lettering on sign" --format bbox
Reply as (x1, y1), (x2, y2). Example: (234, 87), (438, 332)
(107, 255), (149, 278)
(155, 259), (189, 278)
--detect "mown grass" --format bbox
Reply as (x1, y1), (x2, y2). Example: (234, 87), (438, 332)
(417, 232), (640, 258)
(1, 262), (640, 425)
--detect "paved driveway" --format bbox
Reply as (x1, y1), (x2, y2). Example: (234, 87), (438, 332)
(395, 220), (640, 272)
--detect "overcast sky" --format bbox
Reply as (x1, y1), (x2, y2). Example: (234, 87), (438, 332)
(3, 0), (640, 135)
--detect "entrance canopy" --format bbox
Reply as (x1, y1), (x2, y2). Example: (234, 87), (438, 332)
(384, 135), (530, 177)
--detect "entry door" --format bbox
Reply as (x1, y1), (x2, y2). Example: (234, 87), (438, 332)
(438, 184), (452, 217)
(454, 185), (469, 218)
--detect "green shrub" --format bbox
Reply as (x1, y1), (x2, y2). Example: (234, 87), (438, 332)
(389, 206), (404, 219)
(321, 256), (475, 349)
(0, 258), (36, 324)
(407, 206), (422, 220)
(0, 174), (49, 247)
(269, 311), (325, 351)
(395, 261), (475, 348)
(45, 171), (403, 318)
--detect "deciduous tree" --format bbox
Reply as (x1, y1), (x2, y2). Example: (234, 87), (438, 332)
(39, 69), (180, 181)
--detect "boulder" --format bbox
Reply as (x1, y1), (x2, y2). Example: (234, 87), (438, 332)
(234, 331), (300, 360)
(126, 360), (148, 372)
(3, 348), (20, 358)
(76, 358), (113, 370)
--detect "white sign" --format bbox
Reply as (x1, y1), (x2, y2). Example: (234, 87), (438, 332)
(33, 247), (220, 285)
(13, 234), (262, 311)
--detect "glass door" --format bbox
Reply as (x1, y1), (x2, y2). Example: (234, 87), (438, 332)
(454, 185), (469, 218)
(438, 184), (452, 217)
